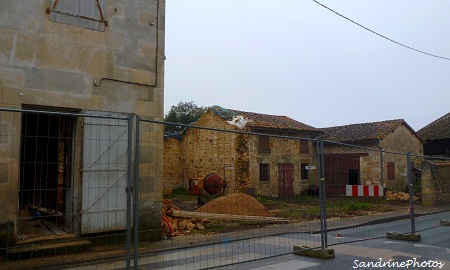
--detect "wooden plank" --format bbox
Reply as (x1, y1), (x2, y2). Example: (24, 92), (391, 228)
(41, 220), (65, 236)
(171, 210), (289, 223)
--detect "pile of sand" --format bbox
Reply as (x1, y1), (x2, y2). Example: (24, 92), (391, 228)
(195, 193), (273, 217)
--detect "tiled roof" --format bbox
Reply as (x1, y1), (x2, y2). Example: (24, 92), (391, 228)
(210, 105), (320, 133)
(320, 119), (406, 142)
(417, 112), (450, 140)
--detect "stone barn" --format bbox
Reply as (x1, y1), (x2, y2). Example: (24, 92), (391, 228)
(164, 106), (322, 198)
(320, 119), (424, 195)
(417, 112), (450, 157)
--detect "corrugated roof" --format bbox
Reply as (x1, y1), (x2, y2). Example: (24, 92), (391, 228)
(417, 112), (450, 140)
(210, 105), (320, 133)
(320, 119), (406, 142)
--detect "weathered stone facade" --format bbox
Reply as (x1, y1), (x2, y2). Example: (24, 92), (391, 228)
(422, 161), (450, 205)
(163, 110), (320, 197)
(163, 137), (183, 190)
(0, 0), (165, 244)
(322, 122), (423, 194)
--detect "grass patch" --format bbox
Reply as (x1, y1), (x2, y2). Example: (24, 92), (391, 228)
(165, 187), (196, 199)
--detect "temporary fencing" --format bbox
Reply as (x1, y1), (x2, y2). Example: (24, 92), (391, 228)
(0, 107), (449, 269)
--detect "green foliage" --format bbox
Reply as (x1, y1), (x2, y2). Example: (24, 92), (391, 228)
(164, 187), (195, 199)
(324, 201), (373, 213)
(164, 101), (207, 132)
(345, 201), (372, 211)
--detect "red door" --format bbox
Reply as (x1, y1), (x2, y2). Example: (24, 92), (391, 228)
(279, 164), (294, 197)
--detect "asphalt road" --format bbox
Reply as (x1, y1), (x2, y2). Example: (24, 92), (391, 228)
(65, 212), (450, 270)
(216, 226), (450, 270)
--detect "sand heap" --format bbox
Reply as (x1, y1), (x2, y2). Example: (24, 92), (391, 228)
(196, 193), (273, 217)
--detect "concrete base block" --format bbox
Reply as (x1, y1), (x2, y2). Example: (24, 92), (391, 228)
(293, 245), (335, 259)
(386, 232), (421, 241)
(440, 220), (450, 226)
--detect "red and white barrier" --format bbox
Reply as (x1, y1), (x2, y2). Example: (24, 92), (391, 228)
(346, 185), (383, 197)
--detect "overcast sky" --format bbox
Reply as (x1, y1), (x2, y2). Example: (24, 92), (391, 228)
(164, 1), (449, 131)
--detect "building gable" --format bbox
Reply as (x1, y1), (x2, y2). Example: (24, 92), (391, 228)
(417, 112), (450, 141)
(320, 119), (423, 145)
(210, 105), (321, 134)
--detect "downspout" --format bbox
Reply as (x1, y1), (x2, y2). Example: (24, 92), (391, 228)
(376, 140), (384, 187)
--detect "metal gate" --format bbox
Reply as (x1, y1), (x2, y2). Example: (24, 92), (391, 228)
(80, 112), (129, 234)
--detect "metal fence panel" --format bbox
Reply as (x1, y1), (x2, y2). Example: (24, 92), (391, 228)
(0, 108), (132, 269)
(1, 108), (450, 269)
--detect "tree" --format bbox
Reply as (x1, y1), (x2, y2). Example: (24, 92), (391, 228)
(164, 101), (207, 132)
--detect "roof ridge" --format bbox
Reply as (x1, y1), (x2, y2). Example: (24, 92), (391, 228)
(320, 119), (407, 143)
(417, 111), (450, 133)
(209, 105), (320, 132)
(321, 119), (404, 129)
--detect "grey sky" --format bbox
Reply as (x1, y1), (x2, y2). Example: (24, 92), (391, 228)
(164, 0), (449, 131)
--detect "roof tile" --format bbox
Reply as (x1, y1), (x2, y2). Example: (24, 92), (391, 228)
(320, 119), (405, 142)
(417, 112), (450, 140)
(211, 105), (320, 133)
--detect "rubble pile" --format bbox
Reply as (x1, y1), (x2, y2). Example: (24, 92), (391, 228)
(162, 193), (274, 238)
(385, 190), (419, 201)
(162, 199), (211, 237)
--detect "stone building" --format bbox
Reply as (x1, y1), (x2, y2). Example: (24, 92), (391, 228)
(164, 106), (322, 198)
(320, 120), (424, 195)
(417, 112), (450, 157)
(0, 0), (165, 245)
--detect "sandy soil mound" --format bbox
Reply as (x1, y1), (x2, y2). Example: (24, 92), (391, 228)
(195, 193), (273, 217)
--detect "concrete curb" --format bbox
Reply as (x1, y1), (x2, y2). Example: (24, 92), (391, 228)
(293, 245), (335, 259)
(311, 209), (450, 234)
(386, 232), (421, 241)
(440, 220), (450, 226)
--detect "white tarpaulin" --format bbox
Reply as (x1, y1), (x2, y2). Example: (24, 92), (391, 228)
(227, 115), (248, 129)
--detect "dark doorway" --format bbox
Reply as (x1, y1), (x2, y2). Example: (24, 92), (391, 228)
(19, 109), (75, 235)
(348, 169), (360, 185)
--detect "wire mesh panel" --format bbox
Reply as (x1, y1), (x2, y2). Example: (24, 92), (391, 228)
(415, 155), (450, 231)
(133, 118), (324, 269)
(321, 140), (450, 247)
(2, 108), (450, 270)
(0, 108), (133, 270)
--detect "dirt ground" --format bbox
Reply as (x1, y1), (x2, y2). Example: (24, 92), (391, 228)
(165, 189), (412, 223)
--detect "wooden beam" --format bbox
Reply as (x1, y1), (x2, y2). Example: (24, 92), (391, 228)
(171, 210), (289, 223)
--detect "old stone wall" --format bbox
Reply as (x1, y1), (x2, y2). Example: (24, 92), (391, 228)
(163, 137), (183, 189)
(248, 134), (317, 197)
(164, 110), (319, 197)
(322, 124), (423, 192)
(422, 161), (450, 206)
(181, 111), (238, 192)
(382, 124), (423, 191)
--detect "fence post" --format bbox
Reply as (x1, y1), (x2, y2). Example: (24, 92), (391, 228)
(380, 149), (385, 187)
(316, 137), (327, 249)
(407, 153), (415, 234)
(134, 115), (141, 269)
(126, 114), (134, 270)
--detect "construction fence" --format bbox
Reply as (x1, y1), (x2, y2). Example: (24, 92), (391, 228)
(0, 107), (449, 269)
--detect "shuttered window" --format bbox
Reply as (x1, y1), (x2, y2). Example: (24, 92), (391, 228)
(387, 162), (395, 180)
(259, 135), (270, 154)
(300, 140), (309, 154)
(49, 0), (107, 31)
